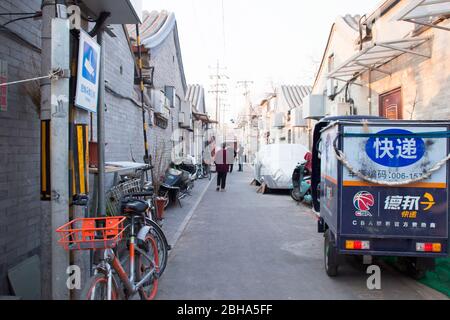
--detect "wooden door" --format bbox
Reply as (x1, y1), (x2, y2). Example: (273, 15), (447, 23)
(379, 88), (403, 120)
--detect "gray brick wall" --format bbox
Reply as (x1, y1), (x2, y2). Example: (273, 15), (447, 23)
(91, 25), (189, 187)
(0, 5), (192, 295)
(0, 0), (43, 296)
(149, 29), (188, 166)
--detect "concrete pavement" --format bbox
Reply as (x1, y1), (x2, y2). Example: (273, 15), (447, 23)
(157, 169), (448, 300)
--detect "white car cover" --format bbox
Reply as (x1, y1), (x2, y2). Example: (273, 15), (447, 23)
(254, 144), (309, 189)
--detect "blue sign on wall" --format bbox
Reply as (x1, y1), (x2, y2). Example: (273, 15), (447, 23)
(82, 42), (97, 85)
(365, 129), (426, 168)
(75, 31), (101, 113)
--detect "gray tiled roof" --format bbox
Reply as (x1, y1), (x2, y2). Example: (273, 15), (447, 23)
(185, 85), (206, 114)
(126, 10), (170, 41)
(280, 85), (312, 109)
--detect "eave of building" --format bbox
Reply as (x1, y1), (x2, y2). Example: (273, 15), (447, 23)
(127, 11), (188, 94)
(186, 84), (206, 114)
(312, 15), (362, 92)
(312, 23), (336, 92)
(280, 85), (312, 110)
(363, 0), (402, 25)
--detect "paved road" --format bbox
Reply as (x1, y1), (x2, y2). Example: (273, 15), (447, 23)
(157, 170), (447, 300)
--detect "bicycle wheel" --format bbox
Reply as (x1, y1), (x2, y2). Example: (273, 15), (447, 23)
(145, 217), (169, 276)
(82, 273), (120, 300)
(137, 234), (159, 300)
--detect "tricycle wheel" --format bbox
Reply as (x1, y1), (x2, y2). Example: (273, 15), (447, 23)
(290, 188), (303, 202)
(324, 229), (339, 277)
(398, 257), (431, 280)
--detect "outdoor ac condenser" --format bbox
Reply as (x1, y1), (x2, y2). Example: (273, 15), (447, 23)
(292, 107), (307, 127)
(151, 89), (166, 114)
(330, 102), (351, 116)
(327, 79), (336, 97)
(273, 112), (285, 128)
(178, 112), (185, 124)
(303, 94), (325, 120)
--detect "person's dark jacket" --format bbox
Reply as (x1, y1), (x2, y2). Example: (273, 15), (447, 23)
(215, 148), (229, 173)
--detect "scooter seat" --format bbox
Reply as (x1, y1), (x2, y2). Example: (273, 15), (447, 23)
(161, 183), (181, 191)
(168, 168), (182, 176)
(122, 200), (149, 215)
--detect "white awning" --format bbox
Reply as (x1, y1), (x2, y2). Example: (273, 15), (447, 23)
(328, 38), (430, 81)
(393, 0), (450, 31)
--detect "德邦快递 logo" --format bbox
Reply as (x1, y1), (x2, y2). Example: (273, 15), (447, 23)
(353, 191), (375, 217)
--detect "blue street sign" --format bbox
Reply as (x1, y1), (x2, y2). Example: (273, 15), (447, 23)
(75, 31), (101, 113)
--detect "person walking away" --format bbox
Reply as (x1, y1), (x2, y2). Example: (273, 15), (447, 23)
(215, 143), (229, 191)
(229, 144), (237, 173)
(238, 144), (245, 172)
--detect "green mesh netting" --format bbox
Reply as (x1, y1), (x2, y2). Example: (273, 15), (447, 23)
(381, 257), (450, 297)
(420, 258), (450, 297)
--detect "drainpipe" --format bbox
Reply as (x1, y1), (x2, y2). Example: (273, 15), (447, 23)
(96, 25), (106, 218)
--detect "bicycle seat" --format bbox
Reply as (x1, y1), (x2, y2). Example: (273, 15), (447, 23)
(122, 200), (149, 215)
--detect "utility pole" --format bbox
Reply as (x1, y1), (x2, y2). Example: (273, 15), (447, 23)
(208, 61), (228, 126)
(236, 80), (253, 100)
(236, 80), (254, 158)
(40, 0), (70, 300)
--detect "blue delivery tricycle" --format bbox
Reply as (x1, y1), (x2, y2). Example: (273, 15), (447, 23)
(311, 116), (450, 279)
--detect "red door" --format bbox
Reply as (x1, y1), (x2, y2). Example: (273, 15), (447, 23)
(379, 88), (402, 120)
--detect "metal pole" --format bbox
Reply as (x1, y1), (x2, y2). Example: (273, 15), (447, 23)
(136, 24), (152, 179)
(97, 29), (106, 217)
(50, 18), (70, 300)
(40, 0), (70, 300)
(40, 0), (53, 300)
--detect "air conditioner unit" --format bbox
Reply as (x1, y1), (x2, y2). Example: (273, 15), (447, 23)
(272, 112), (285, 128)
(330, 102), (351, 116)
(179, 101), (193, 129)
(303, 94), (325, 120)
(178, 112), (185, 124)
(150, 89), (168, 114)
(164, 86), (176, 108)
(292, 108), (307, 127)
(327, 79), (336, 97)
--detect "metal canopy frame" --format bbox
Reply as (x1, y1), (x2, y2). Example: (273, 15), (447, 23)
(394, 0), (450, 31)
(328, 38), (430, 81)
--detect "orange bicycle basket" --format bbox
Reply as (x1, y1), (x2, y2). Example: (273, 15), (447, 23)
(56, 216), (127, 251)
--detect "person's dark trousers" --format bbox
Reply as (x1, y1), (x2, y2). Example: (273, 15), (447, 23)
(238, 164), (243, 172)
(229, 164), (233, 173)
(217, 172), (227, 190)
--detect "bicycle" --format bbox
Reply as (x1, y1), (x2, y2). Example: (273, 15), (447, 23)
(194, 163), (212, 181)
(203, 163), (212, 181)
(56, 196), (162, 300)
(121, 192), (170, 277)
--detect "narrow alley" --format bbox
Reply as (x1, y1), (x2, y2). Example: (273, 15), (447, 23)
(1, 0), (450, 304)
(157, 170), (447, 300)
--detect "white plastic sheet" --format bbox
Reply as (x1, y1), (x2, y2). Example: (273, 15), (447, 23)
(254, 144), (309, 189)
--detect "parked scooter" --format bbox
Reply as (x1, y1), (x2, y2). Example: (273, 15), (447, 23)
(159, 166), (194, 209)
(174, 156), (198, 181)
(290, 152), (313, 205)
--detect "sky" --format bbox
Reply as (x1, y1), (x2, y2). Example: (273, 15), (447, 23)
(142, 0), (381, 122)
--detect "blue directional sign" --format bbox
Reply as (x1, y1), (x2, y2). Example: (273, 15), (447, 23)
(75, 31), (101, 113)
(82, 42), (97, 85)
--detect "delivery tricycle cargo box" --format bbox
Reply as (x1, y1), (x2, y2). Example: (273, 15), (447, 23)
(311, 116), (450, 277)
